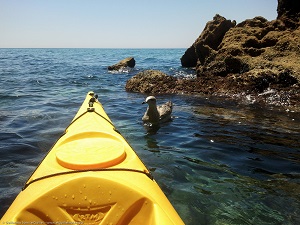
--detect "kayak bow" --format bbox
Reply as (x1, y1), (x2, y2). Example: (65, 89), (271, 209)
(1, 91), (184, 225)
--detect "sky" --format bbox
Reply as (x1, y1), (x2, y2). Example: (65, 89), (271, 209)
(0, 0), (278, 48)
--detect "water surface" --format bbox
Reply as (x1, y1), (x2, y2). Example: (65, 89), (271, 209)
(0, 48), (299, 224)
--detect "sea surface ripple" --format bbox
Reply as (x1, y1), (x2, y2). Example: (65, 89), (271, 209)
(0, 48), (299, 225)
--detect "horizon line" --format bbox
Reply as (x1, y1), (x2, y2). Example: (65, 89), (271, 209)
(0, 47), (188, 49)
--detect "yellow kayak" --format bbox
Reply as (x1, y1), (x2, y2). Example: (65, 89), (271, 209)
(1, 91), (184, 225)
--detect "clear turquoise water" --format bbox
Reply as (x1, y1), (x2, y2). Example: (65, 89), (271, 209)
(0, 48), (299, 224)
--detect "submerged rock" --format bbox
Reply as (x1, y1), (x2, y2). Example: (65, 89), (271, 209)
(108, 57), (135, 71)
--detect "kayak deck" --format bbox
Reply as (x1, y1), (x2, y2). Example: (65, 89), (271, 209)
(1, 92), (184, 225)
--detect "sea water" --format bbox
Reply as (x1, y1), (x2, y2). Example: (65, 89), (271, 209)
(0, 48), (299, 224)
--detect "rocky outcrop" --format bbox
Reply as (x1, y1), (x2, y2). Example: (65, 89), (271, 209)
(186, 14), (300, 91)
(277, 0), (300, 28)
(108, 57), (135, 71)
(125, 70), (177, 94)
(178, 0), (300, 108)
(180, 46), (197, 68)
(181, 14), (236, 68)
(126, 0), (300, 109)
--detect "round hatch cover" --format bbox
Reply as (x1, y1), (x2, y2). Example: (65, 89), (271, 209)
(56, 137), (126, 170)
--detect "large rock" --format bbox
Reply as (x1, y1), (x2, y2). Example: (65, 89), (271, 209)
(125, 70), (177, 94)
(197, 15), (300, 89)
(108, 57), (135, 71)
(181, 14), (236, 67)
(179, 0), (300, 106)
(277, 0), (300, 28)
(180, 46), (197, 68)
(125, 0), (300, 109)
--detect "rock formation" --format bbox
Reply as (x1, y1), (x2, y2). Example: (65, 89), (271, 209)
(125, 70), (177, 94)
(179, 0), (300, 107)
(126, 0), (300, 109)
(108, 57), (135, 71)
(193, 15), (300, 80)
(277, 0), (300, 28)
(181, 14), (236, 68)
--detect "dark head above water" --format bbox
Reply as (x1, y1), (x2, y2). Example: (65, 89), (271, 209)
(142, 96), (173, 125)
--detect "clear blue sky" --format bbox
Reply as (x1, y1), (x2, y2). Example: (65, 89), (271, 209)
(0, 0), (278, 48)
